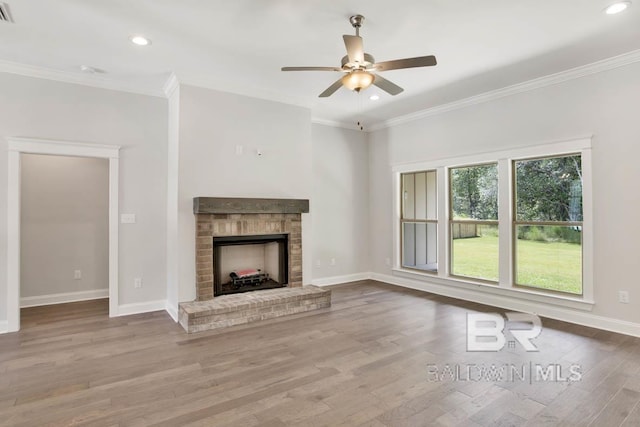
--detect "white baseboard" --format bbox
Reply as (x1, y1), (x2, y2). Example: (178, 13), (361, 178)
(116, 300), (167, 317)
(311, 272), (370, 287)
(165, 301), (178, 322)
(370, 272), (640, 338)
(20, 289), (108, 308)
(0, 320), (8, 334)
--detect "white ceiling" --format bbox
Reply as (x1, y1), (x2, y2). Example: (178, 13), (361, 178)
(1, 1), (639, 128)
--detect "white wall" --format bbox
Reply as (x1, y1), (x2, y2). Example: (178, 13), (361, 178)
(0, 73), (168, 323)
(369, 61), (640, 324)
(177, 85), (312, 302)
(21, 154), (109, 299)
(311, 124), (370, 281)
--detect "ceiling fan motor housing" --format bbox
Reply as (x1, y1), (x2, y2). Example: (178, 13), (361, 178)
(349, 15), (364, 28)
(341, 53), (375, 71)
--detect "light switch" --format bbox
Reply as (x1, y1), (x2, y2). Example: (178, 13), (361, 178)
(121, 213), (136, 224)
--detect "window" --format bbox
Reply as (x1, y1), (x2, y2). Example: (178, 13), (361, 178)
(513, 154), (583, 294)
(395, 138), (591, 304)
(449, 163), (499, 282)
(401, 171), (437, 273)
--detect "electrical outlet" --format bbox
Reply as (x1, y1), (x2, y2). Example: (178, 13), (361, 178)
(134, 278), (143, 289)
(330, 258), (336, 266)
(618, 290), (630, 304)
(74, 270), (82, 280)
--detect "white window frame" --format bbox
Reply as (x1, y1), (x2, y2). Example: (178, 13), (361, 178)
(391, 137), (593, 308)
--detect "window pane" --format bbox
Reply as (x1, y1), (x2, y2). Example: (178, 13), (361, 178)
(450, 164), (498, 220)
(402, 222), (437, 272)
(403, 171), (437, 220)
(515, 155), (582, 222)
(515, 225), (582, 294)
(402, 173), (415, 219)
(451, 224), (498, 281)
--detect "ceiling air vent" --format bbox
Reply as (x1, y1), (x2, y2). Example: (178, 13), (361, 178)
(0, 3), (14, 23)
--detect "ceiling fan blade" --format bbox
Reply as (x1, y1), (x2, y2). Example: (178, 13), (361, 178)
(319, 78), (344, 98)
(374, 55), (437, 71)
(343, 35), (364, 64)
(372, 74), (404, 96)
(281, 66), (342, 72)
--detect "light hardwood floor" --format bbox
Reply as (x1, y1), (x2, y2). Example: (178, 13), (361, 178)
(1, 281), (640, 426)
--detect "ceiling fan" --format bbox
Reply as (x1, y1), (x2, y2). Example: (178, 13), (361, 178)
(281, 14), (437, 98)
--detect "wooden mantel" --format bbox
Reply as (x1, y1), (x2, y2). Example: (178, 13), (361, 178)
(193, 197), (309, 215)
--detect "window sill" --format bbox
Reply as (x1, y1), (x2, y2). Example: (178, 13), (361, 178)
(391, 268), (594, 312)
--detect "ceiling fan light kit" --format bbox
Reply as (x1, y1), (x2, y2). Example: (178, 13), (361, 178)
(341, 70), (375, 92)
(282, 14), (437, 98)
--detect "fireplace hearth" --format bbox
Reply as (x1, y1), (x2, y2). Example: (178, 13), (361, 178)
(179, 197), (331, 333)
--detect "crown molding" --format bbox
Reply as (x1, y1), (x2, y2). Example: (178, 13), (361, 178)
(0, 59), (167, 98)
(311, 118), (361, 131)
(367, 49), (640, 132)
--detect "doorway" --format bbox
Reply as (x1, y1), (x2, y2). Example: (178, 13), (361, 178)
(21, 154), (109, 312)
(7, 138), (120, 332)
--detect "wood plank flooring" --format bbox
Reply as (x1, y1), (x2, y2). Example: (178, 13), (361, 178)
(1, 280), (640, 426)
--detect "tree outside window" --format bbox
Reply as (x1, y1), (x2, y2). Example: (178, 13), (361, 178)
(449, 163), (499, 282)
(514, 154), (583, 294)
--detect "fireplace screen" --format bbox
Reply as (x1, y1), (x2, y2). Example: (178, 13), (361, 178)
(213, 234), (288, 296)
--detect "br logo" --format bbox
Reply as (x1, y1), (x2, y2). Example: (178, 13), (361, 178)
(467, 312), (542, 352)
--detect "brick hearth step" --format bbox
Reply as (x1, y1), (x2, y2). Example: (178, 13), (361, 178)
(178, 285), (331, 333)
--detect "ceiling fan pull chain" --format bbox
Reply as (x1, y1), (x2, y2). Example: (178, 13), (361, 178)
(357, 91), (364, 131)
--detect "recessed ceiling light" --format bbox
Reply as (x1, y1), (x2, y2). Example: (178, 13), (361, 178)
(79, 65), (105, 74)
(369, 94), (380, 101)
(79, 65), (97, 74)
(604, 1), (631, 14)
(130, 35), (151, 46)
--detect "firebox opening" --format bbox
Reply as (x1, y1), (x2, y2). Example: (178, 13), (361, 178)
(213, 234), (288, 296)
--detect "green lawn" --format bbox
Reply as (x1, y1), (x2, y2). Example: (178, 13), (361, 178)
(452, 235), (582, 294)
(452, 235), (500, 282)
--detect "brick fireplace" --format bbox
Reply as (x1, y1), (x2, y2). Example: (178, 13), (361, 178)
(179, 197), (331, 333)
(193, 197), (307, 300)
